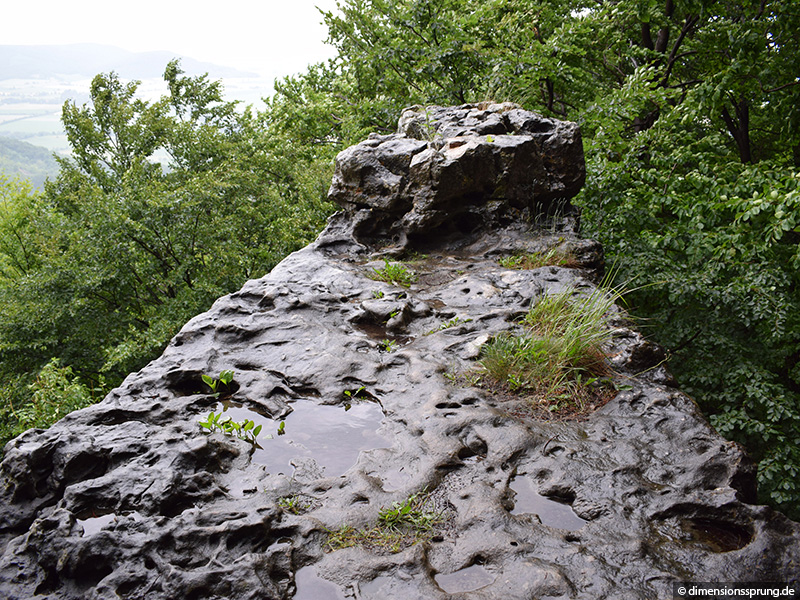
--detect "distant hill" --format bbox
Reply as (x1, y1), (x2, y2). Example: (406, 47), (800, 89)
(0, 44), (258, 81)
(0, 137), (59, 190)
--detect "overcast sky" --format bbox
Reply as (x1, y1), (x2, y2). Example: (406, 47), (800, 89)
(2, 0), (340, 78)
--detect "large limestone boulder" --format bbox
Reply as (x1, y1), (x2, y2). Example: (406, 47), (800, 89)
(327, 103), (585, 246)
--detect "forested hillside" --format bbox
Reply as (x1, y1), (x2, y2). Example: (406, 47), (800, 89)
(0, 138), (59, 189)
(1, 0), (798, 518)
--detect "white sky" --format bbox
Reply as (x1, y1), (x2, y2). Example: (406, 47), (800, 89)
(2, 0), (340, 79)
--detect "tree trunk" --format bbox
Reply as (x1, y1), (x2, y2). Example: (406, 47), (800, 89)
(721, 98), (753, 164)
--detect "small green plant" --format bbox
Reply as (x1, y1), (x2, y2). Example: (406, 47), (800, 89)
(277, 420), (286, 435)
(343, 386), (368, 410)
(479, 286), (618, 409)
(278, 494), (313, 514)
(422, 107), (437, 141)
(485, 134), (495, 143)
(202, 370), (234, 395)
(326, 491), (442, 553)
(368, 259), (418, 287)
(444, 368), (482, 387)
(198, 410), (263, 445)
(377, 492), (439, 531)
(425, 316), (472, 335)
(378, 339), (398, 353)
(498, 247), (576, 270)
(372, 289), (385, 299)
(343, 386), (366, 400)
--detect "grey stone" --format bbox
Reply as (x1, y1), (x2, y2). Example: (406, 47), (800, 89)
(1, 107), (797, 599)
(328, 103), (585, 248)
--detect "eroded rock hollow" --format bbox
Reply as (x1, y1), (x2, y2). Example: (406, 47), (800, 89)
(1, 103), (798, 599)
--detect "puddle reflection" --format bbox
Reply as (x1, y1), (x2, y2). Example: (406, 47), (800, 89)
(435, 565), (495, 594)
(216, 399), (390, 477)
(510, 476), (587, 531)
(294, 566), (347, 600)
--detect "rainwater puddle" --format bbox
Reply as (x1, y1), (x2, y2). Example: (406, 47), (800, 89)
(359, 576), (394, 597)
(216, 399), (390, 477)
(77, 511), (143, 536)
(654, 517), (753, 553)
(354, 322), (412, 346)
(435, 565), (495, 594)
(679, 518), (752, 552)
(510, 477), (587, 531)
(294, 565), (347, 600)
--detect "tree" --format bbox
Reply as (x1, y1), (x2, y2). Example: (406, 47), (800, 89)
(322, 0), (489, 107)
(0, 62), (334, 446)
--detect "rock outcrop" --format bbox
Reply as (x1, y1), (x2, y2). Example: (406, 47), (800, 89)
(1, 104), (798, 599)
(327, 103), (584, 248)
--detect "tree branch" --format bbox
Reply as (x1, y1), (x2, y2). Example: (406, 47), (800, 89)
(660, 15), (700, 88)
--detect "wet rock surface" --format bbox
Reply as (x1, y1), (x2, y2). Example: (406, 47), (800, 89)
(327, 102), (584, 248)
(1, 106), (799, 599)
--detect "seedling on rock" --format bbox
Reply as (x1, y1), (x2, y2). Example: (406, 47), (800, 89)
(343, 386), (368, 410)
(378, 339), (398, 353)
(425, 316), (472, 335)
(344, 386), (366, 400)
(198, 410), (264, 445)
(378, 492), (439, 532)
(326, 491), (443, 553)
(369, 259), (417, 287)
(202, 370), (234, 396)
(277, 495), (313, 515)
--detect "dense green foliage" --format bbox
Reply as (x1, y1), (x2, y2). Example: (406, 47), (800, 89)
(1, 0), (798, 518)
(0, 61), (334, 445)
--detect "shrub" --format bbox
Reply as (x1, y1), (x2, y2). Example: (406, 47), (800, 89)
(10, 359), (97, 435)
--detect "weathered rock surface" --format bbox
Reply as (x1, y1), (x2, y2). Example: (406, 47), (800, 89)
(327, 103), (584, 248)
(1, 105), (798, 599)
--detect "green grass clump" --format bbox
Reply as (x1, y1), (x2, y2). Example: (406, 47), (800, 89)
(368, 259), (418, 287)
(277, 495), (314, 515)
(498, 247), (578, 270)
(326, 491), (441, 553)
(479, 287), (616, 405)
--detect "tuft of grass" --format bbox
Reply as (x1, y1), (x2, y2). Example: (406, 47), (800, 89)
(277, 494), (314, 515)
(498, 247), (578, 270)
(326, 491), (441, 553)
(479, 287), (617, 408)
(368, 259), (418, 287)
